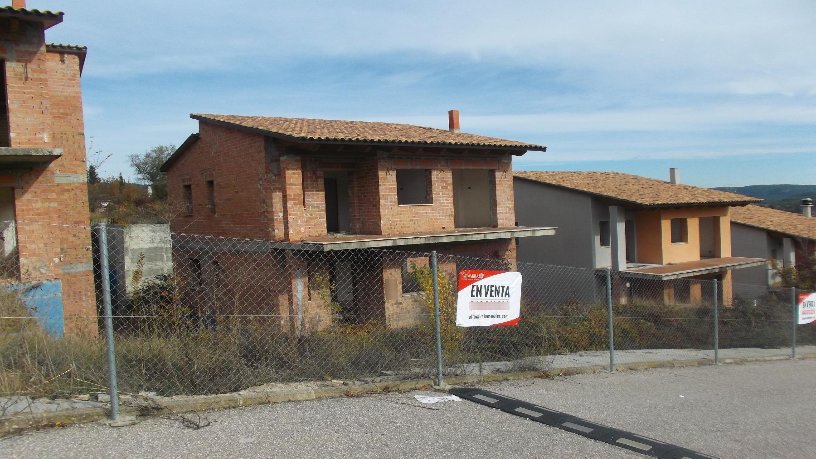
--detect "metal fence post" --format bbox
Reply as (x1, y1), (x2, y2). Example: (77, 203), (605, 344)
(97, 223), (120, 421)
(791, 286), (797, 360)
(713, 280), (719, 365)
(295, 268), (304, 336)
(606, 268), (615, 372)
(431, 251), (445, 387)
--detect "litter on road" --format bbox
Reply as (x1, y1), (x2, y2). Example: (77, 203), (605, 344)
(413, 394), (462, 404)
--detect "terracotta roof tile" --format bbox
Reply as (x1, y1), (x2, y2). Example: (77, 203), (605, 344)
(514, 171), (759, 207)
(46, 43), (87, 52)
(731, 204), (816, 240)
(191, 114), (546, 151)
(0, 6), (62, 28)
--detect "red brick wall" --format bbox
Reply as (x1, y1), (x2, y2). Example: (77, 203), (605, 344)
(377, 154), (513, 235)
(349, 157), (381, 234)
(1, 21), (96, 335)
(167, 123), (274, 240)
(168, 122), (520, 242)
(2, 21), (50, 147)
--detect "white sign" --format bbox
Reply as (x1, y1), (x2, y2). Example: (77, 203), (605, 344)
(798, 292), (816, 325)
(456, 270), (522, 327)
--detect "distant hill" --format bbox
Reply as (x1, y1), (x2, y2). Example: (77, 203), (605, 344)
(714, 184), (816, 212)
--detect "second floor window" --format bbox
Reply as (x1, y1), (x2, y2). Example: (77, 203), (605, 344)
(670, 218), (688, 243)
(183, 184), (193, 215)
(206, 180), (215, 213)
(599, 221), (611, 247)
(396, 169), (432, 205)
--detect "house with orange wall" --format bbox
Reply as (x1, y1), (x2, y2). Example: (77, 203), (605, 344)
(514, 170), (765, 305)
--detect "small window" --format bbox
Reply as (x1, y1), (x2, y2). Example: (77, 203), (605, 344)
(183, 184), (193, 215)
(0, 60), (10, 147)
(670, 218), (688, 243)
(206, 180), (215, 213)
(396, 169), (432, 205)
(190, 258), (202, 289)
(599, 221), (611, 247)
(402, 256), (428, 293)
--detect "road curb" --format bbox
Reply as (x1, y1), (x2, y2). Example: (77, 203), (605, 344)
(2, 352), (814, 437)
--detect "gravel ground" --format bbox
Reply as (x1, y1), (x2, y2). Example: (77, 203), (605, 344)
(3, 360), (815, 458)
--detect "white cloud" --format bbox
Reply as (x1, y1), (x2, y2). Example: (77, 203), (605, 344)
(42, 0), (816, 96)
(32, 0), (816, 182)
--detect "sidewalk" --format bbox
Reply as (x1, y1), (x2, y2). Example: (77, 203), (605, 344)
(2, 345), (815, 436)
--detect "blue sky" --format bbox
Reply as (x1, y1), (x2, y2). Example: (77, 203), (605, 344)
(37, 0), (816, 187)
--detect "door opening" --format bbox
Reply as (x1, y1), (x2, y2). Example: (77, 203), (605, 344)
(452, 169), (496, 228)
(0, 60), (10, 147)
(324, 172), (350, 233)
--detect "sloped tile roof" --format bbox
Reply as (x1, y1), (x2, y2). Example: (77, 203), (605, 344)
(514, 171), (759, 208)
(731, 204), (816, 240)
(46, 43), (86, 52)
(46, 43), (87, 72)
(191, 114), (546, 151)
(0, 6), (62, 28)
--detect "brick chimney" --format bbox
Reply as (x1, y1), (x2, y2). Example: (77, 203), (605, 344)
(669, 167), (679, 184)
(448, 109), (460, 133)
(12, 0), (26, 9)
(802, 198), (813, 218)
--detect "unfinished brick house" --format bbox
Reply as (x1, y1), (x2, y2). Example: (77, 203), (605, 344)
(161, 111), (553, 331)
(0, 2), (94, 336)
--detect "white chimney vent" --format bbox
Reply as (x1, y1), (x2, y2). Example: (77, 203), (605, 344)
(669, 168), (679, 184)
(802, 198), (813, 218)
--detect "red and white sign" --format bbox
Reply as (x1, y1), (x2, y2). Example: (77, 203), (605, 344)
(456, 270), (522, 327)
(798, 292), (816, 325)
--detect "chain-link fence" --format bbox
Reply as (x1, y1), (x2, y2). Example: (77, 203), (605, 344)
(2, 222), (816, 421)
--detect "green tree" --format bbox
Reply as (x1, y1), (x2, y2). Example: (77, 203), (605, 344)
(129, 145), (175, 200)
(87, 164), (100, 184)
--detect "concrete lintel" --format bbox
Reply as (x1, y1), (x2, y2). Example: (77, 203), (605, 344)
(622, 260), (768, 280)
(0, 147), (63, 161)
(312, 227), (557, 251)
(172, 228), (556, 253)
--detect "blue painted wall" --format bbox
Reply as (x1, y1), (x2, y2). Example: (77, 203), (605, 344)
(4, 280), (64, 337)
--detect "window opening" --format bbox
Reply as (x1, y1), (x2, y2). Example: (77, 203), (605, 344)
(670, 218), (688, 243)
(396, 169), (432, 205)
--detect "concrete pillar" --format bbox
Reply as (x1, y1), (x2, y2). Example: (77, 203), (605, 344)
(609, 205), (627, 271)
(782, 237), (796, 268)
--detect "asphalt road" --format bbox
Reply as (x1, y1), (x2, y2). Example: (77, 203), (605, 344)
(3, 359), (815, 458)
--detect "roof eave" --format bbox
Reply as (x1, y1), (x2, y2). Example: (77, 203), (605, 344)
(731, 220), (815, 242)
(191, 114), (546, 153)
(0, 7), (63, 29)
(513, 176), (760, 208)
(46, 44), (87, 74)
(160, 133), (200, 172)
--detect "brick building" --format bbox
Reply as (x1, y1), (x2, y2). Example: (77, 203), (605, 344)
(161, 111), (553, 331)
(0, 2), (94, 335)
